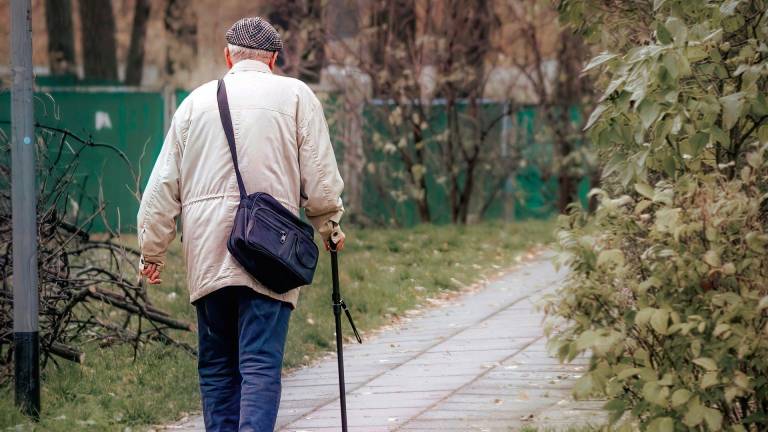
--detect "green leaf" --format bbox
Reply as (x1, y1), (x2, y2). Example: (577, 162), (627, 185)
(657, 373), (674, 386)
(616, 367), (642, 380)
(720, 92), (746, 130)
(720, 0), (743, 15)
(603, 399), (627, 424)
(585, 103), (609, 130)
(665, 17), (687, 44)
(598, 249), (625, 267)
(642, 381), (669, 406)
(703, 407), (723, 431)
(752, 93), (768, 116)
(725, 385), (743, 403)
(691, 340), (702, 357)
(703, 250), (721, 267)
(684, 399), (705, 427)
(636, 307), (656, 326)
(734, 372), (750, 389)
(689, 132), (709, 155)
(635, 199), (653, 214)
(657, 22), (672, 44)
(584, 52), (618, 72)
(759, 124), (768, 144)
(638, 99), (660, 129)
(713, 323), (731, 338)
(746, 232), (767, 253)
(701, 371), (719, 389)
(653, 0), (667, 10)
(671, 389), (692, 407)
(722, 262), (736, 275)
(647, 417), (674, 432)
(662, 153), (676, 175)
(635, 182), (655, 199)
(651, 308), (670, 335)
(710, 125), (730, 147)
(758, 296), (768, 311)
(575, 330), (597, 350)
(746, 151), (763, 169)
(693, 357), (718, 371)
(573, 373), (594, 398)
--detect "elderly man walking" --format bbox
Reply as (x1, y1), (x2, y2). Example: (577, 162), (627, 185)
(137, 17), (345, 432)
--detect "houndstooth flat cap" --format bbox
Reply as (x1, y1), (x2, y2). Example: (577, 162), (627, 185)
(226, 17), (283, 52)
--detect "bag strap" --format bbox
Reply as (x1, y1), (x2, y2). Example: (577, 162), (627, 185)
(217, 79), (247, 200)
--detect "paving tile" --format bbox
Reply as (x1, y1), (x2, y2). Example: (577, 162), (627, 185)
(162, 254), (607, 432)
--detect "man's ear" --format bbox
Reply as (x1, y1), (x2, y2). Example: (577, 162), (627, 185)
(225, 46), (234, 69)
(268, 51), (278, 71)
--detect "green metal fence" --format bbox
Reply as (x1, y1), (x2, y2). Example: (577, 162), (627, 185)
(0, 88), (165, 232)
(353, 100), (589, 226)
(1, 86), (585, 231)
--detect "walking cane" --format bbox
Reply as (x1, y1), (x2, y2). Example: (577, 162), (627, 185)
(329, 237), (362, 432)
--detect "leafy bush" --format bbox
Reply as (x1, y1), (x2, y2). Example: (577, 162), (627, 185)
(546, 0), (768, 430)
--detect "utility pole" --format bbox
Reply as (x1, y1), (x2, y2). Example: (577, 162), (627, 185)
(11, 0), (40, 419)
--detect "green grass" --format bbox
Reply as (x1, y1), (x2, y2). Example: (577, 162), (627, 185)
(520, 427), (601, 432)
(0, 219), (555, 431)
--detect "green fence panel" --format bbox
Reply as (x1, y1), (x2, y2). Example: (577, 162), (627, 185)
(0, 89), (165, 232)
(0, 86), (585, 231)
(359, 102), (584, 226)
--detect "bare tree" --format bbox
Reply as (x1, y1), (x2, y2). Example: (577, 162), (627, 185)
(78, 0), (119, 81)
(44, 0), (76, 76)
(268, 0), (326, 83)
(437, 0), (505, 223)
(0, 122), (193, 383)
(505, 1), (594, 212)
(288, 0), (589, 224)
(125, 0), (151, 85)
(335, 0), (518, 224)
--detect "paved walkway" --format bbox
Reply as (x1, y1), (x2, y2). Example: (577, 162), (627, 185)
(165, 253), (605, 431)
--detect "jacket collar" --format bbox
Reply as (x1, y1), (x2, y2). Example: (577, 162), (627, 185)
(227, 59), (273, 75)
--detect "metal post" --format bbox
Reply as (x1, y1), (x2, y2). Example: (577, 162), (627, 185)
(10, 0), (40, 419)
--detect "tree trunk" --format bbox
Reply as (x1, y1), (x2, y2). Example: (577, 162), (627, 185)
(299, 0), (325, 83)
(415, 195), (431, 223)
(446, 102), (460, 223)
(587, 167), (601, 213)
(164, 0), (198, 78)
(78, 0), (119, 81)
(413, 126), (431, 223)
(458, 163), (476, 224)
(125, 0), (151, 86)
(557, 162), (578, 212)
(336, 84), (367, 223)
(45, 0), (76, 76)
(553, 31), (591, 213)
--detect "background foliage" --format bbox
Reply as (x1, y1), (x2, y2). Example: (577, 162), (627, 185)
(547, 0), (768, 430)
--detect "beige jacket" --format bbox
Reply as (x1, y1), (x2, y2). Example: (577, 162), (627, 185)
(137, 60), (344, 307)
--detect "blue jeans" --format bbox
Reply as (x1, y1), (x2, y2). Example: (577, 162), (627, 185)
(195, 286), (292, 432)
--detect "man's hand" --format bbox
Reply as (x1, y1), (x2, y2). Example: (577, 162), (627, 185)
(324, 225), (346, 252)
(141, 263), (163, 285)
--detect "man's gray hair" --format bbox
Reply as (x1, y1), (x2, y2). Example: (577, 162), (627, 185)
(228, 43), (275, 63)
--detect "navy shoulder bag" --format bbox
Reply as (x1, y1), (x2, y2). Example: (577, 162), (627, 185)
(216, 79), (319, 293)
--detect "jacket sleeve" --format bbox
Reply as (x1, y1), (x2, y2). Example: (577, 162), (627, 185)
(297, 93), (345, 239)
(137, 111), (185, 268)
